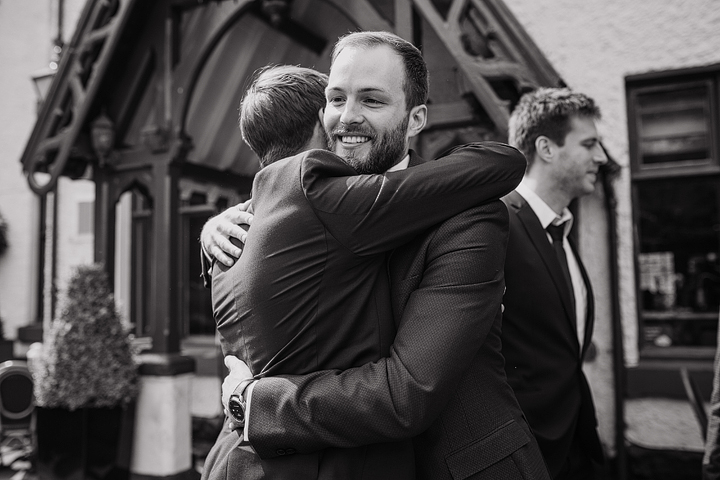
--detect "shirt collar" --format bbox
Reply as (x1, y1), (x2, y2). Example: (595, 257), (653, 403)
(386, 153), (410, 172)
(516, 180), (574, 235)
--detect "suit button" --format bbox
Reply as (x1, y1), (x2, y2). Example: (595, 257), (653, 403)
(276, 449), (286, 456)
(285, 448), (296, 455)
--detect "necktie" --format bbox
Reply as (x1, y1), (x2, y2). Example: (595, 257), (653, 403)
(546, 223), (576, 318)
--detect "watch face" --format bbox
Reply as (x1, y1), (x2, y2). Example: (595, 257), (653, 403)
(229, 395), (246, 424)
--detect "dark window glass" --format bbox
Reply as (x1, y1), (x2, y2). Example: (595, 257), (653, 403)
(637, 177), (720, 348)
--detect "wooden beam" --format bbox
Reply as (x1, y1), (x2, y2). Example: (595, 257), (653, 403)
(21, 0), (142, 195)
(426, 101), (477, 130)
(412, 0), (509, 136)
(324, 0), (394, 32)
(476, 0), (563, 87)
(394, 0), (413, 41)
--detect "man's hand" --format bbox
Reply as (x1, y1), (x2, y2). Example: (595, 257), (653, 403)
(222, 355), (253, 412)
(201, 200), (254, 267)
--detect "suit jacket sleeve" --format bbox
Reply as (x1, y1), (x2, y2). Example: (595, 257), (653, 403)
(248, 202), (509, 458)
(303, 142), (523, 255)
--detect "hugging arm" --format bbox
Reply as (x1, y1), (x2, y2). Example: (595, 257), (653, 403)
(202, 142), (524, 267)
(304, 142), (524, 255)
(199, 200), (253, 286)
(246, 202), (509, 458)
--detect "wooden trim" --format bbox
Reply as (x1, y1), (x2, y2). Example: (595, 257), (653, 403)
(627, 77), (719, 176)
(21, 0), (142, 195)
(323, 0), (394, 31)
(394, 0), (414, 40)
(412, 0), (510, 136)
(426, 101), (479, 129)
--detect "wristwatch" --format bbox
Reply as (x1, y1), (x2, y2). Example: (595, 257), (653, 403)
(228, 379), (254, 427)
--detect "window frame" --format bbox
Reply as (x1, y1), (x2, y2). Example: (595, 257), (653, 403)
(627, 63), (720, 360)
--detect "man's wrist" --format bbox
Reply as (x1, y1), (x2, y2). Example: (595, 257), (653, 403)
(228, 379), (254, 428)
(243, 381), (256, 442)
(234, 378), (254, 399)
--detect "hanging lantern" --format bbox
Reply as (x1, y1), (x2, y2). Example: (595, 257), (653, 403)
(261, 0), (291, 26)
(90, 112), (116, 166)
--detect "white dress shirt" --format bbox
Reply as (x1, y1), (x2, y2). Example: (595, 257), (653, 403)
(515, 181), (587, 348)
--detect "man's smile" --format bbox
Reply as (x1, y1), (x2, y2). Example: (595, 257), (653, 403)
(339, 135), (371, 145)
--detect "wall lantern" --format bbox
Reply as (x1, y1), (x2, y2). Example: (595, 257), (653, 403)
(30, 69), (57, 113)
(90, 112), (116, 166)
(261, 0), (291, 26)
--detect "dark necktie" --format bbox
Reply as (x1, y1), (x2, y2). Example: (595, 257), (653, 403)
(547, 223), (576, 318)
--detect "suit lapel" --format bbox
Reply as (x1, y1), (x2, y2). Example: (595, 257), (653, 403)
(569, 237), (595, 359)
(387, 150), (427, 312)
(506, 191), (578, 336)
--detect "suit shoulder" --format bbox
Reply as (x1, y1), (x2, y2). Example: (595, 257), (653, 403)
(439, 200), (508, 227)
(425, 201), (508, 248)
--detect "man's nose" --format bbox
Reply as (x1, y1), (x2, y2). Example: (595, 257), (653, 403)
(593, 144), (608, 164)
(339, 99), (363, 125)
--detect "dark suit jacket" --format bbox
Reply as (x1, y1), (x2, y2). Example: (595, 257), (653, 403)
(203, 144), (527, 480)
(237, 155), (549, 480)
(501, 190), (603, 477)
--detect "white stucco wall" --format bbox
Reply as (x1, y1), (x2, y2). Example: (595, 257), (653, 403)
(54, 177), (96, 303)
(0, 0), (53, 338)
(0, 0), (88, 338)
(504, 0), (720, 456)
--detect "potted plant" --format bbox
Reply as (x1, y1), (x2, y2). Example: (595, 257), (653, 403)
(32, 263), (139, 480)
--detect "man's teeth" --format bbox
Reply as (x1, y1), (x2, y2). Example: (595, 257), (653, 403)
(341, 136), (368, 144)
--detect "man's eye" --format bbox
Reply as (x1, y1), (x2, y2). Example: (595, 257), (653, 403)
(364, 98), (382, 105)
(328, 97), (345, 105)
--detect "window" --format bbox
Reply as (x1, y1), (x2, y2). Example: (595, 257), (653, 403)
(78, 201), (94, 235)
(628, 64), (720, 357)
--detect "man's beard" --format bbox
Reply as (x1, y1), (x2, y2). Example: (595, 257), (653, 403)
(328, 116), (409, 174)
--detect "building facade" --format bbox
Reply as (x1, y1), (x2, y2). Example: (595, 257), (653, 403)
(5, 0), (720, 477)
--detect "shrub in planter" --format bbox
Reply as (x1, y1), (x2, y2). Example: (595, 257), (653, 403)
(33, 264), (139, 479)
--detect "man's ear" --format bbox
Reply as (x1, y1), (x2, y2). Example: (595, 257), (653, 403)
(318, 108), (324, 124)
(534, 136), (554, 164)
(406, 104), (427, 138)
(306, 120), (327, 151)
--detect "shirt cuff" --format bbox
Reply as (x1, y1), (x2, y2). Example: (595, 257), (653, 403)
(243, 380), (257, 442)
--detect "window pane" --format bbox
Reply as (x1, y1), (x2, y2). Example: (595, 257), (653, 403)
(637, 177), (720, 348)
(78, 201), (94, 235)
(637, 85), (711, 165)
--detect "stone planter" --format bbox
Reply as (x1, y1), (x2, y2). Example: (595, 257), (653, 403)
(36, 405), (133, 480)
(0, 339), (13, 362)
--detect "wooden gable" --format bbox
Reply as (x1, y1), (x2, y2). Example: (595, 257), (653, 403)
(19, 0), (562, 354)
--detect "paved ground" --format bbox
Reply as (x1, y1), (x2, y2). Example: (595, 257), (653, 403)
(624, 397), (705, 480)
(1, 397), (706, 479)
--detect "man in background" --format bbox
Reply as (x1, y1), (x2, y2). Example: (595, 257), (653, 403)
(501, 87), (608, 479)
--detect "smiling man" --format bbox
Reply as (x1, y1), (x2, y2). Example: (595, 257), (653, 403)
(323, 40), (419, 175)
(502, 87), (609, 479)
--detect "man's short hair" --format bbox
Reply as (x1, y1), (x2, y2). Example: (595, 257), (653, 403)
(331, 31), (428, 110)
(508, 87), (601, 165)
(239, 65), (328, 167)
